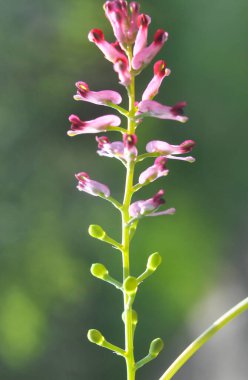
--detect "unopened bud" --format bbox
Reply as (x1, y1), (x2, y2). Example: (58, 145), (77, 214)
(90, 263), (109, 279)
(121, 309), (138, 325)
(123, 276), (138, 294)
(149, 338), (164, 357)
(147, 252), (162, 271)
(87, 329), (105, 345)
(88, 224), (106, 240)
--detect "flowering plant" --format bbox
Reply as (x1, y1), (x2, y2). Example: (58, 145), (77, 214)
(67, 1), (248, 379)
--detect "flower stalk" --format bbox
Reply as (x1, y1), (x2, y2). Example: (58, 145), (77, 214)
(67, 2), (247, 380)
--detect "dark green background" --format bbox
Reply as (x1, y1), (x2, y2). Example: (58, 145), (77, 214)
(0, 0), (247, 379)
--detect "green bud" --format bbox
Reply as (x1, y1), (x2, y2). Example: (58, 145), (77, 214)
(90, 263), (109, 279)
(121, 309), (138, 325)
(88, 225), (106, 240)
(147, 252), (162, 271)
(87, 329), (105, 345)
(123, 276), (138, 294)
(149, 338), (164, 357)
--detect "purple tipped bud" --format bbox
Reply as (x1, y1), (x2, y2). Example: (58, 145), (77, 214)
(132, 29), (168, 70)
(74, 81), (122, 105)
(129, 190), (167, 218)
(142, 60), (170, 101)
(146, 139), (196, 162)
(68, 114), (121, 136)
(138, 100), (188, 123)
(75, 172), (111, 197)
(139, 157), (169, 184)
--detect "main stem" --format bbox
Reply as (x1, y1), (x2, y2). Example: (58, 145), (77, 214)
(122, 45), (136, 380)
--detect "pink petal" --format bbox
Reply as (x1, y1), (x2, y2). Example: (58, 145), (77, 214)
(88, 29), (127, 63)
(148, 208), (176, 217)
(68, 114), (121, 136)
(146, 140), (195, 155)
(138, 100), (188, 123)
(132, 29), (168, 70)
(142, 60), (170, 101)
(133, 14), (151, 56)
(74, 81), (122, 105)
(75, 172), (110, 197)
(113, 57), (131, 86)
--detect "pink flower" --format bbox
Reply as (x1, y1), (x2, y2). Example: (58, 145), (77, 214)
(68, 114), (121, 136)
(129, 190), (175, 218)
(88, 29), (127, 63)
(104, 1), (140, 45)
(74, 81), (122, 105)
(75, 172), (110, 197)
(132, 29), (168, 70)
(113, 56), (131, 86)
(96, 134), (138, 162)
(139, 157), (169, 184)
(138, 100), (188, 123)
(146, 140), (196, 162)
(133, 14), (151, 56)
(142, 60), (170, 101)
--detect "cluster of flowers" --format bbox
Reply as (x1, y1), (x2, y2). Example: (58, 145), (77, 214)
(68, 0), (195, 220)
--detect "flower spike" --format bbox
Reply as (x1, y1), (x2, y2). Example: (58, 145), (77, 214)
(132, 29), (168, 70)
(138, 100), (188, 123)
(68, 114), (121, 136)
(75, 172), (110, 198)
(74, 81), (122, 105)
(142, 60), (170, 101)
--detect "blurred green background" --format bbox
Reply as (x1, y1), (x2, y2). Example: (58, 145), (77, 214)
(0, 0), (247, 379)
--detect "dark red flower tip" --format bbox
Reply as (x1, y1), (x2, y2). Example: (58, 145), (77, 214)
(96, 136), (110, 148)
(154, 156), (168, 168)
(180, 140), (196, 152)
(123, 133), (138, 148)
(130, 1), (140, 13)
(153, 189), (165, 205)
(69, 114), (81, 124)
(89, 29), (104, 43)
(154, 60), (167, 77)
(171, 102), (187, 116)
(115, 56), (128, 71)
(75, 81), (89, 96)
(138, 14), (150, 27)
(154, 29), (168, 45)
(75, 172), (90, 182)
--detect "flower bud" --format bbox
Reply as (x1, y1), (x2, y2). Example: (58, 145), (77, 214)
(149, 338), (164, 357)
(123, 276), (138, 294)
(90, 263), (109, 279)
(88, 224), (106, 240)
(122, 309), (138, 325)
(147, 252), (162, 271)
(87, 329), (105, 345)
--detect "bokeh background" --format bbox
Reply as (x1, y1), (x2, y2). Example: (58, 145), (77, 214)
(0, 0), (247, 379)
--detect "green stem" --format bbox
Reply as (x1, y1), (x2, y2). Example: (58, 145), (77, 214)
(159, 297), (248, 380)
(121, 45), (137, 380)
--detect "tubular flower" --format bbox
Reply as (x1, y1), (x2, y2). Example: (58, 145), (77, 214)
(68, 114), (121, 136)
(133, 14), (151, 56)
(142, 60), (170, 101)
(129, 190), (175, 218)
(75, 172), (111, 197)
(113, 56), (131, 86)
(146, 139), (196, 162)
(88, 29), (126, 63)
(104, 1), (140, 45)
(96, 134), (137, 162)
(132, 29), (168, 70)
(138, 100), (188, 123)
(139, 157), (169, 184)
(74, 81), (122, 105)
